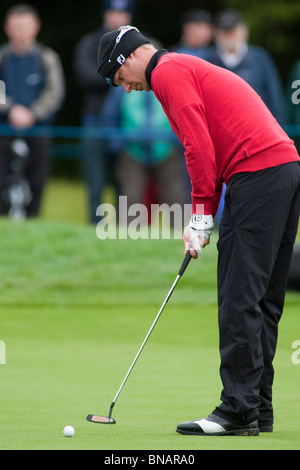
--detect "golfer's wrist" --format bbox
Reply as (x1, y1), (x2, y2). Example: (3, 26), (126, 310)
(189, 214), (214, 240)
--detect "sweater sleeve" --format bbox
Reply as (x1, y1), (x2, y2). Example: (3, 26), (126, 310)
(30, 46), (65, 122)
(151, 60), (222, 216)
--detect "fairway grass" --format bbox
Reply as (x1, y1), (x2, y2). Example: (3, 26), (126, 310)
(0, 219), (299, 450)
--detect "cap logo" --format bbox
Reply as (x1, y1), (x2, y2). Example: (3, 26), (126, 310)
(117, 54), (126, 65)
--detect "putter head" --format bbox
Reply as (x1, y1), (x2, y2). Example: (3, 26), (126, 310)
(86, 414), (116, 424)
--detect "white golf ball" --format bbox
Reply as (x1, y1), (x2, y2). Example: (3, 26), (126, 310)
(63, 425), (75, 437)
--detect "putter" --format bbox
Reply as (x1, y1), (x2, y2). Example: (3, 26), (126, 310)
(86, 251), (193, 424)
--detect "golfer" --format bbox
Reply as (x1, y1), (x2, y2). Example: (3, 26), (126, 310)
(97, 26), (300, 436)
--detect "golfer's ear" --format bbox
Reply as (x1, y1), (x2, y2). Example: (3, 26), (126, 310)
(126, 52), (136, 63)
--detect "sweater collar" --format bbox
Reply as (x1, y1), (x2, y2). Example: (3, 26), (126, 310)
(145, 49), (168, 89)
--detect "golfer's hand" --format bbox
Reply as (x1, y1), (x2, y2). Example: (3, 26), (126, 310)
(182, 214), (214, 259)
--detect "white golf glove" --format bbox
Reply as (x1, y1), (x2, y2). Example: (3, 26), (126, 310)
(189, 214), (214, 255)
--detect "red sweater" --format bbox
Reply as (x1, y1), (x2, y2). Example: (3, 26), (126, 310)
(151, 53), (299, 216)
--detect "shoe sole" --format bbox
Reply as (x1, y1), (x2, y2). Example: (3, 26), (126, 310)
(176, 428), (259, 436)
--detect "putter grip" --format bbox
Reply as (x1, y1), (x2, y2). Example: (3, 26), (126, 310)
(178, 251), (193, 276)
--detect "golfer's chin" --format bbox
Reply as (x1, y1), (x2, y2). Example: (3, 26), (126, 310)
(140, 83), (151, 92)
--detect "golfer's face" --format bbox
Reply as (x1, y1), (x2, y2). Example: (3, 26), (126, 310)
(113, 56), (151, 93)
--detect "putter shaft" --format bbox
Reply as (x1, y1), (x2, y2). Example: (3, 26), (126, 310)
(112, 274), (181, 407)
(111, 251), (192, 408)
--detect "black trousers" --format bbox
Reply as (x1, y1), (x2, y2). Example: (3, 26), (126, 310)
(214, 161), (300, 425)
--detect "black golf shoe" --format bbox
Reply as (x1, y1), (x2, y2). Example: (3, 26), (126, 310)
(176, 413), (259, 436)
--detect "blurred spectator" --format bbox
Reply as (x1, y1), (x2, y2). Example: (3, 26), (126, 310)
(101, 83), (186, 228)
(171, 9), (213, 59)
(171, 10), (213, 205)
(74, 0), (134, 224)
(0, 3), (65, 217)
(207, 9), (287, 126)
(207, 9), (288, 227)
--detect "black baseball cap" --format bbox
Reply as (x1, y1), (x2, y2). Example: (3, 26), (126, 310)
(181, 9), (212, 26)
(214, 10), (245, 30)
(97, 25), (150, 85)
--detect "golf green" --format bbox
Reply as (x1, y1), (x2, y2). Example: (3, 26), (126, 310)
(0, 219), (299, 450)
